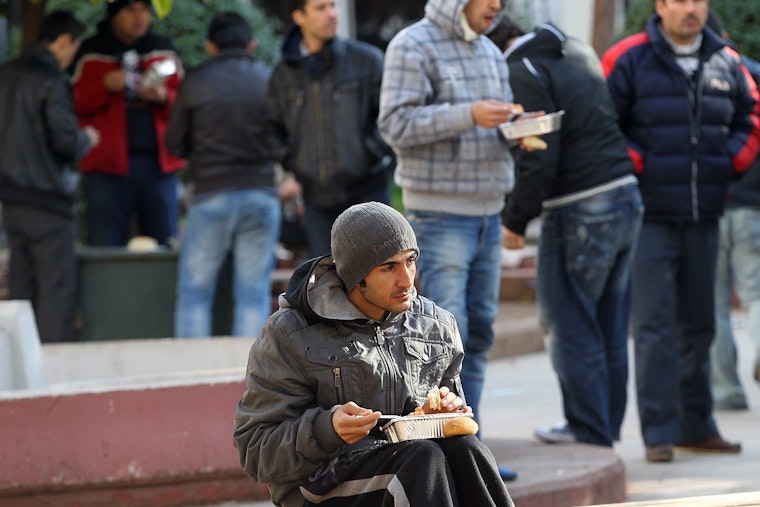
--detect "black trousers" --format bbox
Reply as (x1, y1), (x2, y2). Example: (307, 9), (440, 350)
(3, 203), (76, 343)
(299, 435), (514, 507)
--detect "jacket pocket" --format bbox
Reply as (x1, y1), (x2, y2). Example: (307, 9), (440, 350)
(401, 339), (451, 396)
(305, 341), (362, 406)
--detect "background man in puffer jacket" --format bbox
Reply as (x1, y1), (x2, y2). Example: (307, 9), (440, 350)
(602, 0), (760, 463)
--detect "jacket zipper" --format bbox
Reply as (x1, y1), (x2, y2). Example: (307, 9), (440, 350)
(375, 326), (399, 415)
(686, 69), (705, 222)
(333, 367), (345, 404)
(313, 80), (328, 188)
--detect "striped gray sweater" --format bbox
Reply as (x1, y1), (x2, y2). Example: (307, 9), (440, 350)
(378, 0), (515, 216)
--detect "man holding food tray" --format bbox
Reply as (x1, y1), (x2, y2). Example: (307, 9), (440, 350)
(234, 202), (514, 506)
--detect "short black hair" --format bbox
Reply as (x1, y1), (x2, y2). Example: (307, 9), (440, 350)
(486, 15), (526, 53)
(37, 10), (85, 44)
(289, 0), (307, 13)
(207, 11), (254, 50)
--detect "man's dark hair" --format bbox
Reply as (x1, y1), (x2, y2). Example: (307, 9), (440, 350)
(37, 10), (85, 44)
(289, 0), (307, 13)
(207, 11), (254, 50)
(486, 15), (526, 53)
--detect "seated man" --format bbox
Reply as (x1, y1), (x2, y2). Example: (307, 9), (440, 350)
(233, 202), (514, 506)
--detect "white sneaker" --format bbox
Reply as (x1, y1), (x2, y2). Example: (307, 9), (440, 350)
(533, 422), (577, 444)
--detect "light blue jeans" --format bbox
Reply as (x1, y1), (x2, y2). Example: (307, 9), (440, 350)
(175, 188), (280, 338)
(405, 211), (502, 422)
(711, 207), (760, 406)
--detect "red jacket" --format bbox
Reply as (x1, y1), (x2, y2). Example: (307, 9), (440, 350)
(71, 28), (185, 176)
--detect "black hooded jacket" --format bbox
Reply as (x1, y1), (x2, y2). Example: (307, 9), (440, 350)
(503, 23), (634, 234)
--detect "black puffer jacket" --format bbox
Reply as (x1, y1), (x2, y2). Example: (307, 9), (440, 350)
(602, 15), (759, 222)
(266, 25), (394, 210)
(503, 23), (634, 235)
(0, 45), (91, 216)
(165, 48), (276, 196)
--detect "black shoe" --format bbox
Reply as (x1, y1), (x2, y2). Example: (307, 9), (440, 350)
(498, 465), (517, 481)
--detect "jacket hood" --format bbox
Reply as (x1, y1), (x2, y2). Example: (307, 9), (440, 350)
(282, 256), (372, 323)
(425, 0), (468, 40)
(282, 255), (416, 324)
(280, 22), (338, 76)
(281, 22), (305, 63)
(507, 23), (567, 61)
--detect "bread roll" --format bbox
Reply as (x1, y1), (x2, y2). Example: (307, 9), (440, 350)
(522, 136), (548, 150)
(427, 388), (442, 411)
(442, 416), (479, 437)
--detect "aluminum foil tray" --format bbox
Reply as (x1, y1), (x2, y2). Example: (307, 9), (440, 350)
(499, 110), (565, 140)
(380, 412), (474, 443)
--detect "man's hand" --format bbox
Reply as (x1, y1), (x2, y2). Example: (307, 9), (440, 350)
(502, 225), (525, 250)
(137, 83), (168, 104)
(332, 402), (381, 445)
(103, 70), (127, 93)
(471, 100), (516, 129)
(83, 125), (101, 149)
(424, 386), (471, 414)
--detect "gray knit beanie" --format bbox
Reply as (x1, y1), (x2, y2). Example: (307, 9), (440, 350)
(331, 202), (419, 289)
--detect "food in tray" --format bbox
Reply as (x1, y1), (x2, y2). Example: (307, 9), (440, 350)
(427, 387), (442, 411)
(381, 412), (477, 442)
(499, 110), (565, 141)
(442, 416), (479, 437)
(521, 135), (548, 151)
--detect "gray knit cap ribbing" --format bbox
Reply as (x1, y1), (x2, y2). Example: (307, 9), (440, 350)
(331, 202), (419, 289)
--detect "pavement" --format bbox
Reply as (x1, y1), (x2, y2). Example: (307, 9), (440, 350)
(194, 302), (760, 507)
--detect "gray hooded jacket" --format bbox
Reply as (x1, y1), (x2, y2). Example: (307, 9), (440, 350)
(233, 255), (465, 506)
(378, 0), (515, 216)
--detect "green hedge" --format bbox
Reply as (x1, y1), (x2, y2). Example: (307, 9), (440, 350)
(5, 0), (282, 68)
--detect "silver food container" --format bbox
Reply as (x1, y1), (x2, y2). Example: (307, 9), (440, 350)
(499, 110), (565, 140)
(139, 59), (177, 88)
(380, 412), (474, 443)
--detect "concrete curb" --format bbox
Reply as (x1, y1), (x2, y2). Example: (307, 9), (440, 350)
(486, 438), (627, 507)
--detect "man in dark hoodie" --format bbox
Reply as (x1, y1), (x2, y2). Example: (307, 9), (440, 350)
(71, 0), (184, 247)
(233, 202), (514, 507)
(0, 11), (99, 342)
(266, 0), (395, 258)
(488, 17), (643, 449)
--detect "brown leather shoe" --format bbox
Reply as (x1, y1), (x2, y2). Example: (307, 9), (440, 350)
(645, 444), (673, 463)
(675, 435), (742, 454)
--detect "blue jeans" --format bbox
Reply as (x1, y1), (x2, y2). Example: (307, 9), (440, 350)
(712, 207), (760, 406)
(538, 184), (643, 446)
(175, 188), (281, 338)
(405, 211), (502, 422)
(632, 220), (721, 446)
(83, 156), (179, 247)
